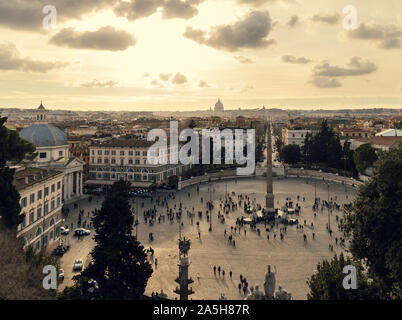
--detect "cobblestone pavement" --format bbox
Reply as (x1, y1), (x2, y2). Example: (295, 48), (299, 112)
(58, 177), (356, 300)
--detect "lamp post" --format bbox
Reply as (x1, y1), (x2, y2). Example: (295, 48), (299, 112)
(327, 183), (331, 233)
(209, 180), (212, 232)
(341, 155), (348, 192)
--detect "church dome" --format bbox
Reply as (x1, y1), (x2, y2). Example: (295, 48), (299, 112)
(214, 99), (224, 111)
(20, 124), (67, 148)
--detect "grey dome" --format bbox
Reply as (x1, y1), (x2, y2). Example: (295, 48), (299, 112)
(20, 124), (67, 147)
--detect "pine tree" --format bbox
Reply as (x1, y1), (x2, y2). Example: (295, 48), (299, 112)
(61, 181), (153, 300)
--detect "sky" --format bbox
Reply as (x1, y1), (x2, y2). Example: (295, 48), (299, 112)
(0, 0), (402, 111)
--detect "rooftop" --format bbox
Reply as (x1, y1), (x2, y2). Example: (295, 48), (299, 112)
(355, 136), (402, 148)
(13, 168), (63, 191)
(92, 138), (155, 148)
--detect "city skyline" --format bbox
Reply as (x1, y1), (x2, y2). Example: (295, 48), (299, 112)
(1, 0), (402, 111)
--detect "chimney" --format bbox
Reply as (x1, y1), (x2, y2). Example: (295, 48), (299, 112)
(25, 176), (29, 184)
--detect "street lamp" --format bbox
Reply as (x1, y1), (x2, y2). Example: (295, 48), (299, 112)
(327, 183), (331, 233)
(209, 180), (212, 232)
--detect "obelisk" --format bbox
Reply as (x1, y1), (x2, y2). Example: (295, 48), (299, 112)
(265, 121), (275, 213)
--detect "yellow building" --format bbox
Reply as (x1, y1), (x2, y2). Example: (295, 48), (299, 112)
(14, 167), (64, 251)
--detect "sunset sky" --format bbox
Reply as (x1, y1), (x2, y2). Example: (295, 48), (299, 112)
(0, 0), (402, 111)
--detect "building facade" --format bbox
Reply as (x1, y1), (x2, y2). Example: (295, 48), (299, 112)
(88, 138), (192, 187)
(15, 167), (63, 251)
(19, 103), (85, 203)
(282, 128), (318, 147)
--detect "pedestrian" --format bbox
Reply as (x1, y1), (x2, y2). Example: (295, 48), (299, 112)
(267, 235), (269, 240)
(238, 283), (241, 291)
(244, 229), (247, 236)
(230, 271), (232, 279)
(213, 266), (216, 274)
(218, 266), (221, 275)
(312, 232), (315, 240)
(222, 270), (225, 278)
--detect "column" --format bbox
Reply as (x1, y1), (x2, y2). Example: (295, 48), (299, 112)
(75, 171), (79, 197)
(68, 173), (73, 199)
(80, 172), (83, 196)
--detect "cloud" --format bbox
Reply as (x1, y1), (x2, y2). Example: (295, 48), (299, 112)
(235, 55), (254, 63)
(162, 0), (204, 20)
(114, 0), (204, 21)
(313, 57), (378, 77)
(172, 72), (188, 84)
(311, 12), (341, 25)
(236, 0), (297, 6)
(310, 57), (378, 88)
(0, 0), (117, 32)
(287, 15), (299, 28)
(160, 73), (172, 81)
(184, 11), (276, 52)
(198, 80), (210, 88)
(81, 80), (118, 88)
(282, 54), (311, 64)
(0, 42), (68, 73)
(49, 26), (136, 51)
(310, 77), (341, 88)
(151, 79), (164, 88)
(346, 23), (402, 49)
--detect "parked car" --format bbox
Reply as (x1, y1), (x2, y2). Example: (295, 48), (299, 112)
(74, 228), (91, 236)
(73, 259), (83, 272)
(58, 269), (65, 281)
(60, 226), (70, 235)
(52, 244), (70, 257)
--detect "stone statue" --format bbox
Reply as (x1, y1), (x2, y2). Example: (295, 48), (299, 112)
(275, 285), (292, 300)
(264, 265), (276, 299)
(245, 284), (265, 300)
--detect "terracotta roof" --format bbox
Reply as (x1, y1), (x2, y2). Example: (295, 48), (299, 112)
(356, 136), (402, 148)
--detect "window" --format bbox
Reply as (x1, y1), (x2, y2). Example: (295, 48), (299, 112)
(44, 187), (49, 196)
(44, 202), (49, 215)
(120, 159), (124, 165)
(30, 193), (35, 204)
(59, 151), (63, 156)
(21, 215), (26, 229)
(143, 151), (147, 156)
(39, 152), (47, 159)
(57, 196), (61, 207)
(104, 158), (109, 164)
(22, 197), (27, 208)
(129, 159), (133, 164)
(135, 159), (140, 165)
(120, 151), (125, 156)
(111, 158), (116, 164)
(111, 174), (116, 179)
(50, 230), (54, 240)
(36, 241), (40, 250)
(98, 158), (102, 164)
(51, 184), (55, 193)
(37, 207), (42, 219)
(51, 200), (55, 210)
(143, 175), (147, 181)
(92, 150), (95, 155)
(143, 159), (147, 165)
(105, 150), (109, 155)
(92, 158), (95, 164)
(135, 151), (140, 156)
(57, 181), (61, 190)
(98, 150), (102, 155)
(129, 151), (133, 156)
(38, 190), (42, 200)
(29, 211), (34, 224)
(111, 150), (116, 155)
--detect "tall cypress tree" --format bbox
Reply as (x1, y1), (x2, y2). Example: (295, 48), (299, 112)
(62, 181), (153, 300)
(0, 117), (36, 229)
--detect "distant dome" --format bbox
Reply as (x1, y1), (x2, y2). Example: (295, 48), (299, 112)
(20, 124), (67, 148)
(214, 99), (224, 111)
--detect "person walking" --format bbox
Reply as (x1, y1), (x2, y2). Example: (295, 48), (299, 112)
(229, 271), (232, 279)
(218, 266), (221, 275)
(213, 266), (216, 274)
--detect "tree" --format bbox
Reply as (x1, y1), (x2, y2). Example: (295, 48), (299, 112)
(353, 143), (377, 174)
(343, 146), (402, 298)
(0, 117), (35, 229)
(280, 144), (301, 165)
(307, 253), (383, 300)
(61, 181), (153, 300)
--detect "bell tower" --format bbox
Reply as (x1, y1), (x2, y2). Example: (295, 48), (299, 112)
(35, 101), (47, 123)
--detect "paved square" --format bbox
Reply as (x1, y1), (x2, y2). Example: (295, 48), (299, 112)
(59, 177), (356, 300)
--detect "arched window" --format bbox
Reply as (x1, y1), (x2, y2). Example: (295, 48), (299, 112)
(36, 227), (42, 237)
(50, 218), (55, 226)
